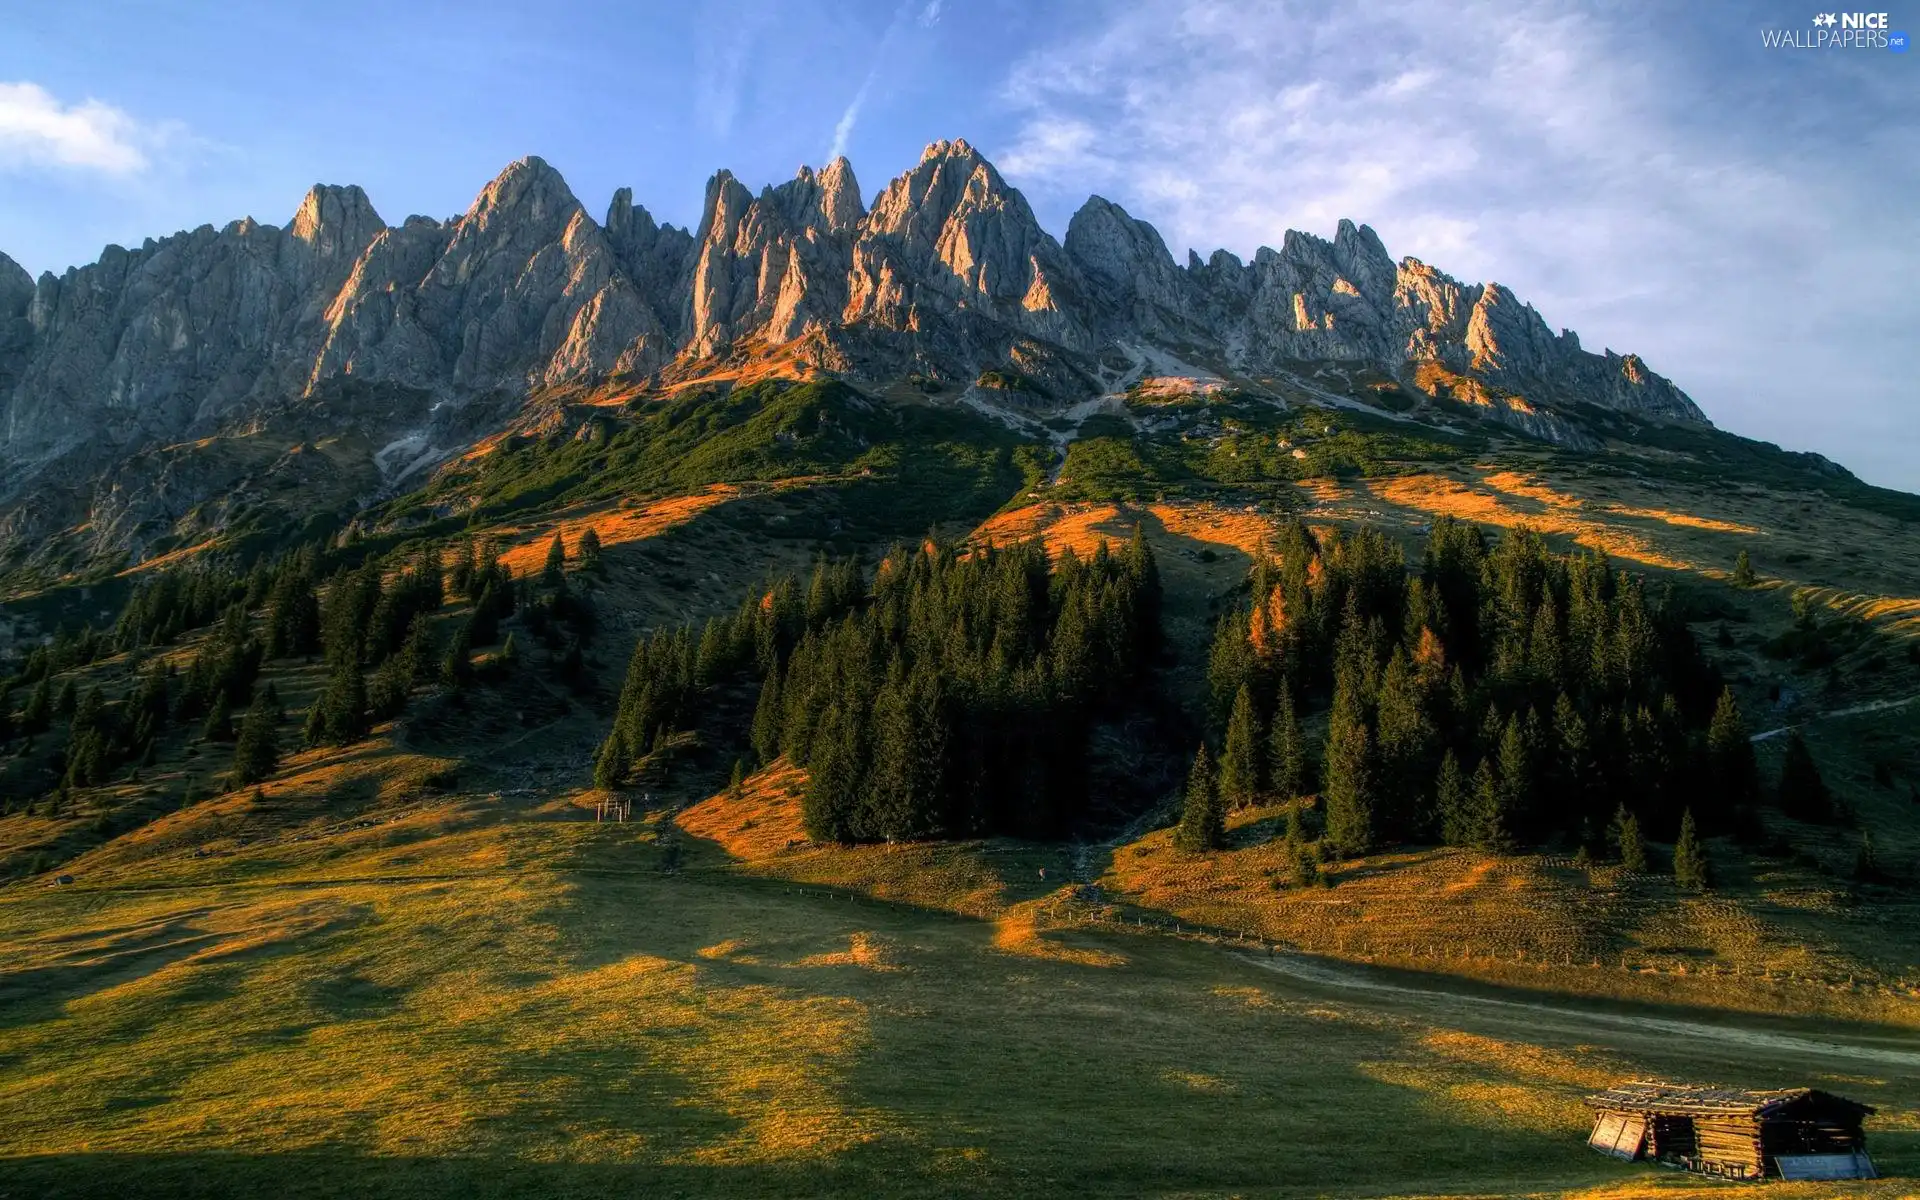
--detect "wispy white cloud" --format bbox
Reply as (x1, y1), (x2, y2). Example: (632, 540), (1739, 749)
(0, 82), (172, 176)
(829, 76), (874, 159)
(995, 0), (1920, 489)
(824, 0), (928, 161)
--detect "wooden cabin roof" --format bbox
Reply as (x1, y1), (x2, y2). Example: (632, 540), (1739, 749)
(1585, 1081), (1875, 1120)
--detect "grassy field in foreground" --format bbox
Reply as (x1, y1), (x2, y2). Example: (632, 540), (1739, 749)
(2, 796), (1916, 1200)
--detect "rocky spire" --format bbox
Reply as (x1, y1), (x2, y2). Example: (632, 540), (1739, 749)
(289, 184), (385, 265)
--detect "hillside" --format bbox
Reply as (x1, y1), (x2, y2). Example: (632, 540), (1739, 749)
(3, 145), (1919, 1198)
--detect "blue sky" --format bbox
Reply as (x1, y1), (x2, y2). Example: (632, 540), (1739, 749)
(1, 0), (1913, 492)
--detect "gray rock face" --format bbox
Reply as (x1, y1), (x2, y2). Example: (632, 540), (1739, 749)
(0, 138), (1710, 562)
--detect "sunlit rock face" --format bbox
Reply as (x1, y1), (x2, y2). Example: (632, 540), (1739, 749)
(0, 139), (1707, 556)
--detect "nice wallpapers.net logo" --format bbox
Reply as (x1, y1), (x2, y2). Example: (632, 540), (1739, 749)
(1760, 11), (1908, 48)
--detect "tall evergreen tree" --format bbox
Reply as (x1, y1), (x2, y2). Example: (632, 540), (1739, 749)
(751, 668), (784, 765)
(1612, 804), (1648, 872)
(1467, 757), (1510, 851)
(1731, 549), (1756, 588)
(305, 659), (370, 746)
(1672, 808), (1710, 890)
(1705, 686), (1760, 830)
(1435, 750), (1471, 846)
(1322, 712), (1375, 855)
(593, 729), (631, 791)
(1174, 743), (1224, 852)
(1218, 684), (1264, 809)
(542, 533), (567, 588)
(231, 696), (280, 786)
(1268, 691), (1309, 799)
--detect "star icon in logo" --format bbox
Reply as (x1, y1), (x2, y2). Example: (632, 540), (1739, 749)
(1813, 12), (1837, 25)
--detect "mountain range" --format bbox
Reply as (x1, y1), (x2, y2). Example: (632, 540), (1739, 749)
(1, 138), (1712, 568)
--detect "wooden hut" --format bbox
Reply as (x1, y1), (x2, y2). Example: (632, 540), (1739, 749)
(1585, 1081), (1876, 1181)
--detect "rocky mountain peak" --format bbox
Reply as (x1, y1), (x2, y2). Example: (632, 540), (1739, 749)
(289, 184), (385, 265)
(0, 138), (1722, 565)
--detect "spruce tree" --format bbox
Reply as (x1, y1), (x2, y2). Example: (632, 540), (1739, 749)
(802, 702), (864, 843)
(1731, 549), (1755, 588)
(1777, 731), (1835, 822)
(593, 730), (631, 791)
(1435, 750), (1471, 846)
(1612, 804), (1648, 872)
(751, 669), (784, 765)
(1218, 684), (1264, 810)
(22, 676), (50, 734)
(729, 757), (747, 801)
(1672, 807), (1710, 890)
(1496, 713), (1533, 837)
(1174, 742), (1224, 852)
(1322, 716), (1375, 855)
(542, 533), (567, 589)
(231, 696), (280, 786)
(578, 527), (603, 572)
(442, 622), (474, 688)
(307, 659), (370, 746)
(1705, 686), (1759, 830)
(1269, 691), (1309, 799)
(1468, 757), (1510, 851)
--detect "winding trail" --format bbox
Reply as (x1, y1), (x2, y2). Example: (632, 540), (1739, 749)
(1750, 691), (1920, 743)
(1240, 952), (1920, 1070)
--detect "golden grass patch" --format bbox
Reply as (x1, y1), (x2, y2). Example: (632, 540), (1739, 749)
(494, 484), (746, 577)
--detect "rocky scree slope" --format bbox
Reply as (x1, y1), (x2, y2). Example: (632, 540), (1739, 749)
(0, 138), (1705, 565)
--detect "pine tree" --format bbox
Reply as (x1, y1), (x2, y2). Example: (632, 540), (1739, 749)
(1731, 549), (1755, 588)
(802, 702), (865, 843)
(1612, 803), (1648, 872)
(54, 678), (77, 719)
(578, 527), (603, 572)
(1269, 691), (1309, 799)
(22, 676), (50, 734)
(1497, 712), (1534, 837)
(593, 730), (631, 791)
(307, 659), (370, 747)
(1218, 684), (1264, 809)
(442, 622), (474, 688)
(231, 696), (280, 786)
(201, 692), (234, 743)
(1705, 686), (1760, 830)
(1672, 807), (1710, 890)
(542, 533), (567, 589)
(1776, 731), (1835, 823)
(1322, 715), (1375, 855)
(751, 669), (784, 765)
(1283, 799), (1307, 848)
(1468, 757), (1511, 851)
(1435, 750), (1471, 846)
(1174, 743), (1224, 852)
(729, 757), (747, 800)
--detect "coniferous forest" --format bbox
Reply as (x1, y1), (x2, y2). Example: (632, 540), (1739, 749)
(596, 515), (1790, 862)
(598, 531), (1163, 842)
(1197, 516), (1758, 858)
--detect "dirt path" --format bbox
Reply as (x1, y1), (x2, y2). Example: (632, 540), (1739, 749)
(1750, 691), (1920, 743)
(1241, 952), (1920, 1070)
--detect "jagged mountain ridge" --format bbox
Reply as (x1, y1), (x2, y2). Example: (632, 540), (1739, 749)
(0, 137), (1708, 563)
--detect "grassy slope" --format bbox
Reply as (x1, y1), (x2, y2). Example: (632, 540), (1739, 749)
(4, 384), (1920, 1196)
(2, 781), (1915, 1199)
